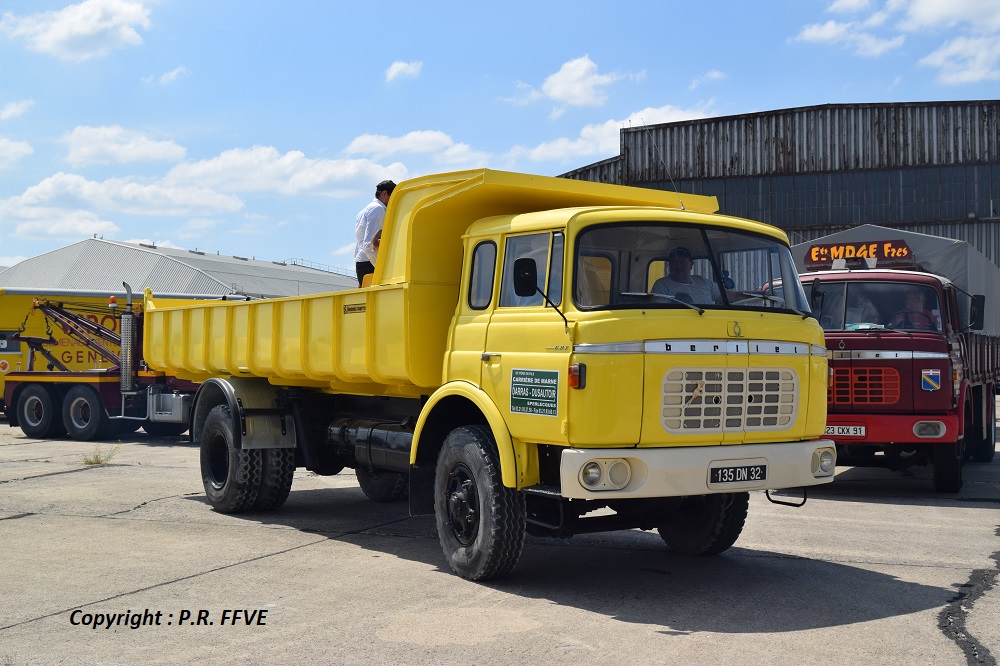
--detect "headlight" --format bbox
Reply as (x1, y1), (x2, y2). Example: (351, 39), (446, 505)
(578, 459), (632, 490)
(581, 462), (603, 487)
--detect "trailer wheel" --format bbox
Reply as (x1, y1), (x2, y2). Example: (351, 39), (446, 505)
(142, 421), (189, 437)
(434, 425), (524, 581)
(970, 391), (996, 463)
(355, 467), (408, 502)
(657, 492), (749, 555)
(62, 385), (111, 441)
(200, 404), (261, 512)
(252, 449), (295, 510)
(16, 384), (64, 438)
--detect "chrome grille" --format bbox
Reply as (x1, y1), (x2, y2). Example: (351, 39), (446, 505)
(661, 368), (798, 433)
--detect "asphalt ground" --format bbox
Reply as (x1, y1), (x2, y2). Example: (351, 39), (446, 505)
(1, 417), (998, 666)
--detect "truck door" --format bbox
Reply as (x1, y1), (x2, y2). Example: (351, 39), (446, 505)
(447, 239), (498, 386)
(482, 232), (570, 445)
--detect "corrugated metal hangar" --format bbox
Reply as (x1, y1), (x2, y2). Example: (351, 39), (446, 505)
(562, 100), (1000, 265)
(0, 237), (356, 298)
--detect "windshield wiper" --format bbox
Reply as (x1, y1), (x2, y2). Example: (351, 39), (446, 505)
(622, 292), (705, 315)
(733, 291), (809, 319)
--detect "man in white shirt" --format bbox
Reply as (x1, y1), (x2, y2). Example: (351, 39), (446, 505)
(354, 180), (396, 286)
(651, 246), (721, 305)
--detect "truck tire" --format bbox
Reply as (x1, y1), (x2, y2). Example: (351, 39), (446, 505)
(62, 385), (111, 441)
(970, 391), (996, 463)
(252, 449), (295, 511)
(16, 384), (64, 438)
(657, 492), (749, 555)
(200, 404), (261, 512)
(434, 425), (525, 581)
(355, 467), (408, 502)
(933, 440), (965, 493)
(142, 421), (189, 437)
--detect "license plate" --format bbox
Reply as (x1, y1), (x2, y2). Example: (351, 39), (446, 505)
(825, 425), (866, 437)
(710, 464), (767, 484)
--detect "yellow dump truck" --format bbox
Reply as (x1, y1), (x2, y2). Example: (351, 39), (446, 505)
(144, 169), (835, 580)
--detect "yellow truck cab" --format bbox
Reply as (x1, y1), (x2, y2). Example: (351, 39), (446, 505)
(143, 169), (835, 580)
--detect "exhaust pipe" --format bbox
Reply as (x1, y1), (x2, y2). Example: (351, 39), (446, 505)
(120, 282), (135, 392)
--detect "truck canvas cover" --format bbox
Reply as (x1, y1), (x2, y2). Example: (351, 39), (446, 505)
(791, 224), (1000, 337)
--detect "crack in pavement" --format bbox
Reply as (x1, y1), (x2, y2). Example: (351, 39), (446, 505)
(937, 524), (1000, 665)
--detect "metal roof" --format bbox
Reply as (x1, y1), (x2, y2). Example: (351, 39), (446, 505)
(0, 238), (356, 298)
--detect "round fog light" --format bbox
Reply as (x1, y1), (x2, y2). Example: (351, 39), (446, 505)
(606, 460), (631, 489)
(819, 449), (836, 474)
(581, 462), (603, 487)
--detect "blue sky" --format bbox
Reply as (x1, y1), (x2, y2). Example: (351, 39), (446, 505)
(0, 0), (998, 271)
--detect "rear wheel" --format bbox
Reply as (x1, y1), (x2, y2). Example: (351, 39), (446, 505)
(200, 405), (261, 512)
(434, 425), (524, 581)
(62, 385), (111, 441)
(657, 492), (749, 555)
(252, 448), (295, 510)
(355, 467), (408, 502)
(16, 384), (63, 438)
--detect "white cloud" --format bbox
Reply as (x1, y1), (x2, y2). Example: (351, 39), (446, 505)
(541, 55), (621, 107)
(795, 20), (905, 56)
(0, 99), (35, 120)
(61, 125), (186, 166)
(156, 65), (190, 85)
(14, 172), (243, 216)
(0, 0), (152, 62)
(0, 255), (27, 266)
(385, 60), (423, 82)
(499, 81), (543, 106)
(333, 243), (355, 256)
(0, 137), (34, 167)
(798, 1), (1000, 83)
(920, 35), (1000, 83)
(165, 145), (408, 196)
(123, 237), (182, 249)
(689, 69), (728, 90)
(344, 130), (489, 168)
(11, 210), (120, 241)
(506, 103), (714, 164)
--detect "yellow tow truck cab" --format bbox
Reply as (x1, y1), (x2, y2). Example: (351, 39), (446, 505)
(143, 169), (834, 580)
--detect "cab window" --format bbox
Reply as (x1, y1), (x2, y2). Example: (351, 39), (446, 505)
(500, 232), (562, 308)
(468, 241), (497, 310)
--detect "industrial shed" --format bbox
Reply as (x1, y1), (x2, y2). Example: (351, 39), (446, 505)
(562, 100), (1000, 265)
(0, 237), (356, 298)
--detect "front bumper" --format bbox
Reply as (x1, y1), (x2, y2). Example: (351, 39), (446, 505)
(826, 414), (959, 445)
(559, 440), (836, 499)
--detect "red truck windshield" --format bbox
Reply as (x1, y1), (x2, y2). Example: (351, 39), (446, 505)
(812, 281), (942, 332)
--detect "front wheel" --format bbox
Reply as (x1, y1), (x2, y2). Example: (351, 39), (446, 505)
(62, 385), (111, 441)
(970, 392), (996, 463)
(657, 492), (749, 555)
(200, 404), (261, 512)
(933, 440), (964, 492)
(434, 425), (525, 581)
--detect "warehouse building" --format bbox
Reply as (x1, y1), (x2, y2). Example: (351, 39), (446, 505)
(562, 100), (1000, 263)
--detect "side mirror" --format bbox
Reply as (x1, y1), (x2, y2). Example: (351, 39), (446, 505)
(513, 258), (538, 297)
(970, 294), (986, 331)
(810, 277), (824, 310)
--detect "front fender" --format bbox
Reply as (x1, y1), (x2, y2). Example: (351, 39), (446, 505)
(414, 381), (524, 488)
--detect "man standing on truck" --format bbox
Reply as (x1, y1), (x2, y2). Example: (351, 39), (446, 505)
(353, 179), (396, 286)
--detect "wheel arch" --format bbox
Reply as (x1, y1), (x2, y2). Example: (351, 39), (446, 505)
(413, 381), (520, 488)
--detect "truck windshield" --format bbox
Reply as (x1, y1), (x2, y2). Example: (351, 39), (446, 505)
(811, 281), (942, 332)
(573, 223), (811, 314)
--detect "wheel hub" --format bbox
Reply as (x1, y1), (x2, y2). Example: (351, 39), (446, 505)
(445, 464), (478, 546)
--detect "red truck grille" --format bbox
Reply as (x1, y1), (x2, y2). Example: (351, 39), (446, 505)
(828, 367), (901, 405)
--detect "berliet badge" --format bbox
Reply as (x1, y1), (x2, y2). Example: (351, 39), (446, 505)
(728, 321), (742, 338)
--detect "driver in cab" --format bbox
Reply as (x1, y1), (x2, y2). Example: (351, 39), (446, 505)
(651, 247), (722, 305)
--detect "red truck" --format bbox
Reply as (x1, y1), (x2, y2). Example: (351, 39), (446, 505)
(792, 225), (999, 492)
